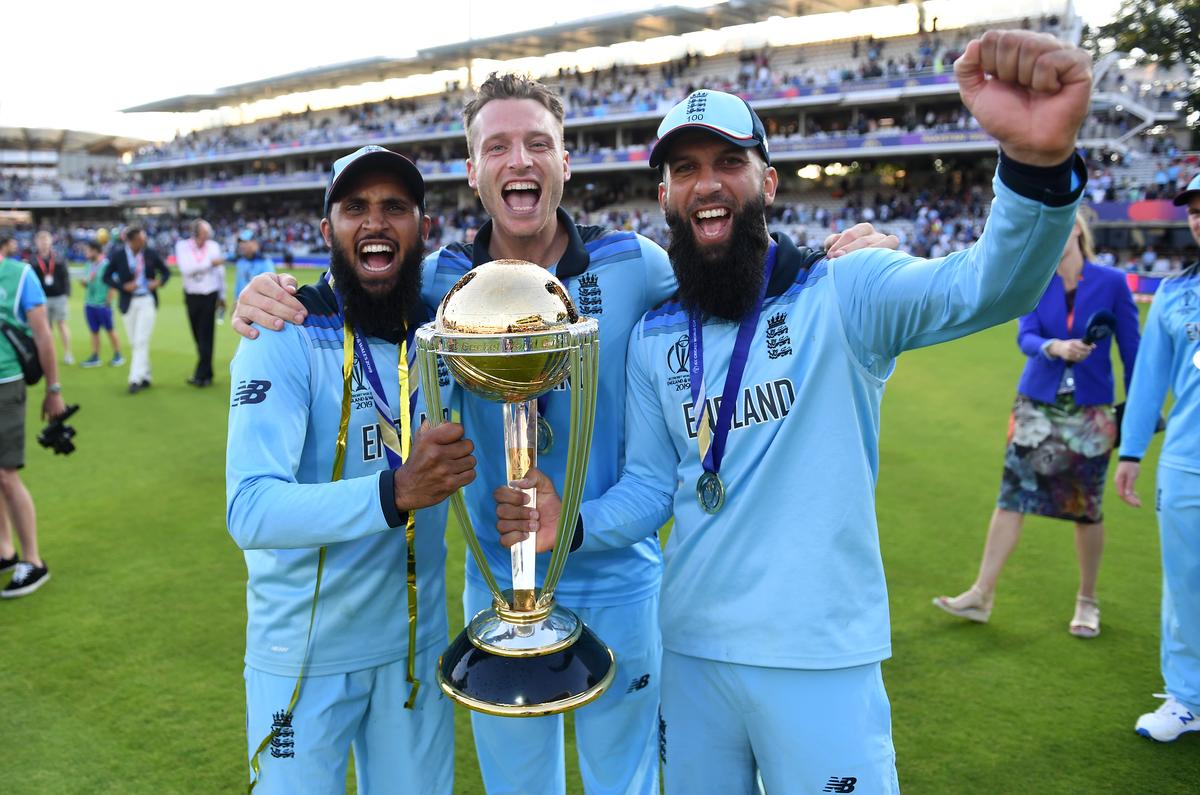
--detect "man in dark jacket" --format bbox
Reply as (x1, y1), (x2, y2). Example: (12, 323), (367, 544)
(103, 226), (169, 394)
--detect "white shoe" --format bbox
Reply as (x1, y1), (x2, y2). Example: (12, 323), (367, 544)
(1135, 694), (1200, 742)
(63, 352), (75, 365)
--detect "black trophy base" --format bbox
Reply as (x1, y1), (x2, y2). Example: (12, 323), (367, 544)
(437, 623), (616, 717)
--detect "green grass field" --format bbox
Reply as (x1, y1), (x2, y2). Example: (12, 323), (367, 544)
(4, 271), (1198, 793)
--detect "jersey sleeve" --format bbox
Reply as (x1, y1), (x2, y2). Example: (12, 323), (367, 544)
(225, 326), (397, 549)
(831, 169), (1080, 372)
(638, 235), (677, 308)
(1119, 294), (1171, 460)
(577, 322), (676, 551)
(17, 266), (46, 317)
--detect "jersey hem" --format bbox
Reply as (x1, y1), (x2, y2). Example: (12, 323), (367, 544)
(661, 639), (892, 670)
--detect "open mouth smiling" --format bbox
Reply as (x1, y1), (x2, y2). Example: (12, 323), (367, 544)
(358, 239), (397, 273)
(502, 180), (541, 213)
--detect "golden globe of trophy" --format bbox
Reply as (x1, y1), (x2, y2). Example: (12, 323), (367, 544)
(414, 259), (613, 716)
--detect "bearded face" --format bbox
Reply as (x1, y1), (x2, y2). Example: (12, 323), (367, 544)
(665, 193), (771, 321)
(328, 233), (423, 342)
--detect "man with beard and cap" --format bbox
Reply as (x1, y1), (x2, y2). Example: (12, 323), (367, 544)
(225, 145), (476, 794)
(493, 30), (1093, 793)
(1114, 172), (1200, 743)
(230, 75), (894, 795)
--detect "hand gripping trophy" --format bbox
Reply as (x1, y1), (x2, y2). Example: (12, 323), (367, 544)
(415, 259), (613, 716)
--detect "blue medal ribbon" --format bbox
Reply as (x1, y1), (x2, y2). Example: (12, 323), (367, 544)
(688, 243), (778, 510)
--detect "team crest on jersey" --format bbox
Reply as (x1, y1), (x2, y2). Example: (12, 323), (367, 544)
(766, 312), (793, 359)
(577, 273), (603, 316)
(666, 334), (691, 392)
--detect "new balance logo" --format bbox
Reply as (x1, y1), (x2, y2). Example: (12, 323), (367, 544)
(269, 710), (295, 759)
(823, 776), (857, 793)
(232, 380), (272, 406)
(626, 674), (651, 693)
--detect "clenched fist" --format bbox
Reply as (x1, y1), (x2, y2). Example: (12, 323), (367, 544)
(393, 422), (476, 512)
(955, 30), (1092, 166)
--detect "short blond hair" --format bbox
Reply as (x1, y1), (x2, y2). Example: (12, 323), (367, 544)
(462, 73), (564, 158)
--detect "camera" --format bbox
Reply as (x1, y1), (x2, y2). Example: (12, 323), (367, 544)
(38, 404), (80, 456)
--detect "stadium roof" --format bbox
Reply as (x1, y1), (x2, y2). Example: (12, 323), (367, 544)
(0, 126), (146, 156)
(122, 0), (898, 114)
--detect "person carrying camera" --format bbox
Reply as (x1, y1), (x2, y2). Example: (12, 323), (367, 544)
(0, 241), (65, 597)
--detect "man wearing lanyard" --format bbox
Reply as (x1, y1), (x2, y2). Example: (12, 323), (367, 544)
(176, 219), (226, 388)
(28, 230), (73, 365)
(495, 31), (1093, 792)
(103, 226), (169, 394)
(229, 75), (892, 795)
(226, 146), (476, 794)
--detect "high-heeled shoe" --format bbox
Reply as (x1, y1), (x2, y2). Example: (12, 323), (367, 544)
(932, 585), (993, 623)
(1069, 595), (1100, 638)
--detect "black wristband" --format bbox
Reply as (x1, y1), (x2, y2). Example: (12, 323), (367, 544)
(997, 150), (1085, 207)
(1118, 455), (1142, 463)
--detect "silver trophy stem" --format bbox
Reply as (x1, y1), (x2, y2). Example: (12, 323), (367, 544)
(502, 400), (538, 612)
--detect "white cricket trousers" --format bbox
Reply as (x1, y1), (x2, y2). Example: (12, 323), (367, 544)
(123, 294), (156, 385)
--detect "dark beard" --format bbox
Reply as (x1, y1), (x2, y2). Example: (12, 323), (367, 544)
(666, 194), (771, 321)
(328, 237), (423, 342)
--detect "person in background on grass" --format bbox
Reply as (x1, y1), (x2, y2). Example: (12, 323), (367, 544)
(234, 228), (275, 299)
(28, 230), (73, 365)
(79, 240), (124, 368)
(933, 208), (1139, 637)
(175, 219), (225, 388)
(0, 249), (66, 597)
(1114, 173), (1200, 743)
(104, 225), (169, 395)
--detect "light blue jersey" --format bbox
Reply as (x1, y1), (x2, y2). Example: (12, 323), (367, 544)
(236, 256), (276, 299)
(1119, 265), (1200, 473)
(226, 279), (449, 677)
(421, 208), (676, 608)
(580, 168), (1083, 670)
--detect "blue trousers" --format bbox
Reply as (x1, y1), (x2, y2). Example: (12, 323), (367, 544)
(661, 651), (899, 795)
(465, 580), (662, 795)
(245, 646), (452, 794)
(1157, 466), (1200, 711)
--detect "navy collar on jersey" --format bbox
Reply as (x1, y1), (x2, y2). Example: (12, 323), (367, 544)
(470, 207), (591, 279)
(766, 232), (822, 299)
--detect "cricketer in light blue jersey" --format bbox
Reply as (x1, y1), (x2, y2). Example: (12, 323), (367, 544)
(226, 146), (472, 794)
(422, 207), (675, 794)
(1116, 178), (1200, 741)
(497, 43), (1094, 792)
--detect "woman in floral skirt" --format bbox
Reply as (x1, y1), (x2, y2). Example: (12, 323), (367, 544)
(933, 210), (1140, 637)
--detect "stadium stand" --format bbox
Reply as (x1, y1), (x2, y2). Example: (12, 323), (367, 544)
(0, 0), (1193, 273)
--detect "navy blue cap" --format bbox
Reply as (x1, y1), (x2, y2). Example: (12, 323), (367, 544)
(648, 89), (770, 169)
(324, 145), (425, 216)
(1173, 173), (1200, 206)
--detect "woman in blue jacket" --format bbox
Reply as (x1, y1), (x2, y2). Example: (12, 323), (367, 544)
(934, 210), (1139, 637)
